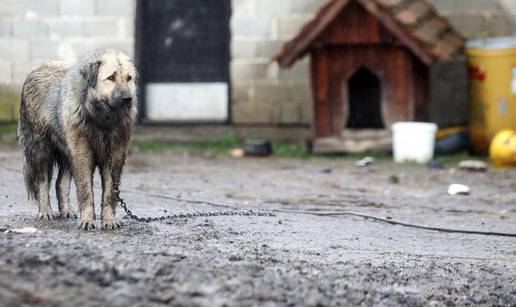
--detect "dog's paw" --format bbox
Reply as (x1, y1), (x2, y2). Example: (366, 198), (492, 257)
(102, 219), (120, 230)
(59, 210), (78, 219)
(38, 211), (54, 220)
(79, 219), (96, 230)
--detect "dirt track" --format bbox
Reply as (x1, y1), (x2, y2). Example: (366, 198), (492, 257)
(1, 148), (515, 306)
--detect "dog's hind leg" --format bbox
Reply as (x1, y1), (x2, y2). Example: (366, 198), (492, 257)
(56, 159), (77, 219)
(36, 162), (54, 220)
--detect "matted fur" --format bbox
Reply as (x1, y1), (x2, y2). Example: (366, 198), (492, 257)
(18, 48), (138, 230)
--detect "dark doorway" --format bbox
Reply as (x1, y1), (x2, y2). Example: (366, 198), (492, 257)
(136, 0), (231, 122)
(346, 68), (384, 128)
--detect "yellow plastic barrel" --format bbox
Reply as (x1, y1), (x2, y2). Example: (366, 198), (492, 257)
(466, 37), (516, 154)
(489, 129), (516, 167)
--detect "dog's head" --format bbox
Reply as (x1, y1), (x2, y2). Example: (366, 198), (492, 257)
(80, 49), (138, 125)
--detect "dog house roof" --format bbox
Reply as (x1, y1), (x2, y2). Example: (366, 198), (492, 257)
(274, 0), (464, 67)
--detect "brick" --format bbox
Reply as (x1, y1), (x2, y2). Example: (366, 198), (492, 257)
(12, 21), (48, 38)
(0, 61), (12, 83)
(95, 0), (135, 17)
(59, 0), (95, 16)
(48, 19), (83, 38)
(83, 18), (120, 37)
(276, 15), (310, 39)
(70, 39), (135, 57)
(0, 39), (30, 61)
(231, 16), (271, 37)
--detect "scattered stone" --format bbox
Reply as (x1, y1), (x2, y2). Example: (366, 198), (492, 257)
(448, 184), (470, 196)
(356, 156), (375, 167)
(4, 227), (42, 234)
(317, 167), (332, 173)
(458, 160), (488, 172)
(388, 174), (399, 184)
(230, 148), (244, 158)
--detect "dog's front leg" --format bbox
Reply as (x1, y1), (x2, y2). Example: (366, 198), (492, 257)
(100, 159), (120, 230)
(70, 138), (96, 230)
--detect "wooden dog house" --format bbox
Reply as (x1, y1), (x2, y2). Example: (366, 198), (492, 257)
(274, 0), (465, 153)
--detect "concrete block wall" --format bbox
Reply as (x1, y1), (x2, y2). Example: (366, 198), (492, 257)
(230, 0), (322, 125)
(230, 0), (516, 126)
(0, 0), (136, 86)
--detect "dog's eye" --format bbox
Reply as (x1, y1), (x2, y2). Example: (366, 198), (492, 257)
(127, 75), (132, 82)
(107, 75), (116, 81)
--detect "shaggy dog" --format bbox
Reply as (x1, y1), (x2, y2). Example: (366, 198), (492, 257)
(18, 48), (137, 230)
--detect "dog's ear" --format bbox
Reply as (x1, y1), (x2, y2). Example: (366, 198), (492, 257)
(80, 61), (102, 88)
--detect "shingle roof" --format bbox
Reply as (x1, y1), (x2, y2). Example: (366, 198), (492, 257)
(274, 0), (464, 67)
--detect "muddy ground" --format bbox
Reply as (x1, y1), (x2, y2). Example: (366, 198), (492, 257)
(0, 147), (515, 306)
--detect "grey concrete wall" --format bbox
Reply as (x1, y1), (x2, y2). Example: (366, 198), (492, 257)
(0, 0), (136, 86)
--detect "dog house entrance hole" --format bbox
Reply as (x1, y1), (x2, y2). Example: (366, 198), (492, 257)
(346, 68), (384, 128)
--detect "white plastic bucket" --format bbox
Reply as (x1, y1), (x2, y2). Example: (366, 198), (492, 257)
(391, 122), (438, 163)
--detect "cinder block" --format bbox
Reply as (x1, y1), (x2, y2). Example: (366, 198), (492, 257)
(70, 39), (134, 57)
(276, 15), (310, 39)
(231, 83), (251, 103)
(256, 0), (292, 17)
(452, 0), (501, 11)
(232, 0), (255, 16)
(0, 39), (30, 62)
(0, 21), (12, 37)
(487, 12), (514, 37)
(232, 102), (274, 124)
(278, 58), (310, 82)
(256, 39), (285, 58)
(83, 18), (120, 37)
(12, 61), (38, 84)
(291, 0), (324, 14)
(231, 16), (271, 37)
(0, 61), (12, 83)
(59, 0), (96, 16)
(25, 0), (59, 16)
(12, 21), (48, 38)
(289, 81), (311, 101)
(48, 19), (83, 39)
(279, 103), (301, 124)
(443, 13), (485, 38)
(231, 38), (258, 58)
(30, 40), (59, 61)
(251, 81), (290, 103)
(95, 0), (135, 17)
(299, 100), (312, 124)
(231, 59), (277, 81)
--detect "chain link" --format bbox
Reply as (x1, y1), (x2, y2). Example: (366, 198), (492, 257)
(112, 186), (276, 223)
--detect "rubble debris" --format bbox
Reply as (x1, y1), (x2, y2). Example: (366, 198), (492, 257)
(356, 156), (375, 167)
(4, 227), (42, 234)
(448, 184), (470, 196)
(457, 160), (488, 172)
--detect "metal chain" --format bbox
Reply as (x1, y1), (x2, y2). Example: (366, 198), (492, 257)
(112, 185), (276, 223)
